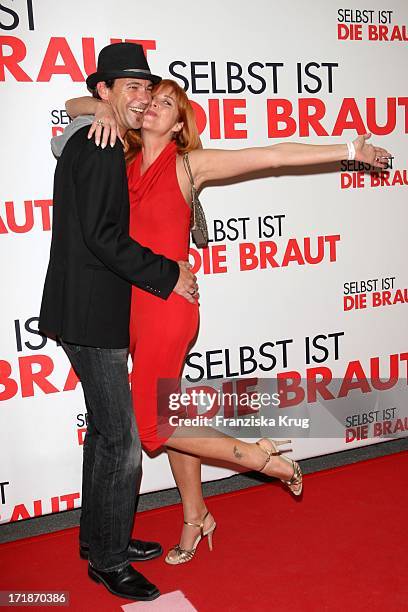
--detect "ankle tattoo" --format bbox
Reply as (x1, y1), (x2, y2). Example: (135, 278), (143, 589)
(233, 445), (243, 460)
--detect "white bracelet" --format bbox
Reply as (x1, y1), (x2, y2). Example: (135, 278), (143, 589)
(346, 141), (356, 160)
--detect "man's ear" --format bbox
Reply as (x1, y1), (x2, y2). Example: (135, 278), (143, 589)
(96, 81), (110, 102)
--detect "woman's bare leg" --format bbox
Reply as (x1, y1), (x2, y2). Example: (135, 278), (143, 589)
(165, 426), (298, 485)
(166, 449), (214, 552)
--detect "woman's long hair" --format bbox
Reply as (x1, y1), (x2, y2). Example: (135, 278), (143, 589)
(124, 79), (201, 165)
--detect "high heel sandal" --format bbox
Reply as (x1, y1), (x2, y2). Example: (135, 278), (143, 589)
(165, 510), (216, 565)
(256, 439), (303, 496)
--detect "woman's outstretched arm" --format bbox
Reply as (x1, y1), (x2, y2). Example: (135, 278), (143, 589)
(189, 135), (390, 188)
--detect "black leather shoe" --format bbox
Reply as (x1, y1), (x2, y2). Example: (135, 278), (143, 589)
(88, 563), (160, 601)
(80, 539), (163, 562)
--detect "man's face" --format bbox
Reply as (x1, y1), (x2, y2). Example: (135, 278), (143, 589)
(102, 77), (153, 135)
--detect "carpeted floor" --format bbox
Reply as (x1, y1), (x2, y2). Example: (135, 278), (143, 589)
(0, 450), (407, 611)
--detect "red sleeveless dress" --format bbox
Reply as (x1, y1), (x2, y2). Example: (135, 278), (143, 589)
(127, 141), (199, 451)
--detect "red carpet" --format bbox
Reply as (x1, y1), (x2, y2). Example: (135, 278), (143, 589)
(1, 452), (407, 611)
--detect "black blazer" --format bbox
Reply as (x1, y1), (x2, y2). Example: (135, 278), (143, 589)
(39, 127), (179, 348)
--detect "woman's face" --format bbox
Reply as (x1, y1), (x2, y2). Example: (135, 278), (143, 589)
(142, 87), (182, 138)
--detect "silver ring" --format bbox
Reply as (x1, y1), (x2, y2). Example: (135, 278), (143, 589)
(96, 119), (104, 126)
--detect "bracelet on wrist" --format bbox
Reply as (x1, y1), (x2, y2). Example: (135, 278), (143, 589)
(346, 141), (356, 160)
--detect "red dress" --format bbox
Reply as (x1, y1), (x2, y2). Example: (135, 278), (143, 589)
(127, 141), (199, 451)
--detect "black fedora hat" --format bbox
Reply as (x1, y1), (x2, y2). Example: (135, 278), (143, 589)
(86, 42), (161, 90)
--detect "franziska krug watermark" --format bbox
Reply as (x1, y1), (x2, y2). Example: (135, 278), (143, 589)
(156, 376), (408, 442)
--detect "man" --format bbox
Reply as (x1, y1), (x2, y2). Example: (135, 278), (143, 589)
(39, 43), (197, 601)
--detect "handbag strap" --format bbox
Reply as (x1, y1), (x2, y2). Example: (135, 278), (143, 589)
(183, 153), (197, 195)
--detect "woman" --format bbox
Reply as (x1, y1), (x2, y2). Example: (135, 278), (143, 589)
(66, 80), (390, 564)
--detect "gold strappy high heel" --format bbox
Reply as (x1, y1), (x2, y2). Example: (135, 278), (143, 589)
(256, 439), (303, 496)
(165, 510), (216, 565)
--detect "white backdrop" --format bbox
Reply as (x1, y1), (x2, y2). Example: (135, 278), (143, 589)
(1, 0), (407, 523)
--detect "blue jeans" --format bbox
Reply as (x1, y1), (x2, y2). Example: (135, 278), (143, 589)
(61, 341), (141, 571)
